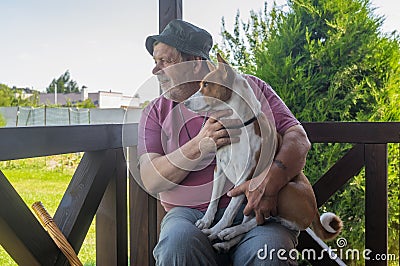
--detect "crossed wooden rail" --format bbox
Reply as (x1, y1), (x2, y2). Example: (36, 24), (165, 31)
(0, 122), (399, 265)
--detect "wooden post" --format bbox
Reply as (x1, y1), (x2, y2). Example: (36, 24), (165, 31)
(159, 0), (182, 32)
(365, 144), (388, 266)
(129, 146), (157, 266)
(96, 149), (128, 265)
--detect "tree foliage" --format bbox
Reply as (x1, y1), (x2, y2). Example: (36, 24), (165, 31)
(216, 0), (399, 263)
(0, 112), (6, 127)
(46, 70), (80, 93)
(0, 84), (37, 107)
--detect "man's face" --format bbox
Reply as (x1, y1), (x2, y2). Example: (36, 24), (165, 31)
(152, 42), (199, 102)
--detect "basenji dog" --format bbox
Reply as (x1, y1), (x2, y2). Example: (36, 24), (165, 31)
(183, 53), (342, 252)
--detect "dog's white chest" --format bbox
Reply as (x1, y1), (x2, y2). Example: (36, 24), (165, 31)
(217, 125), (261, 184)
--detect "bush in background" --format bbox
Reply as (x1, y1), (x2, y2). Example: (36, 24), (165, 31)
(215, 0), (399, 263)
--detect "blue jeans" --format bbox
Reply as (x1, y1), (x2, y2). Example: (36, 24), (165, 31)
(153, 206), (299, 265)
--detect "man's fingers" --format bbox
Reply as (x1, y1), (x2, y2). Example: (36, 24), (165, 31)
(208, 109), (233, 121)
(270, 206), (278, 217)
(227, 182), (247, 197)
(243, 203), (253, 216)
(219, 118), (243, 129)
(255, 210), (265, 225)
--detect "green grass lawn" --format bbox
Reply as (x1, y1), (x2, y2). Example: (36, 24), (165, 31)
(0, 154), (96, 265)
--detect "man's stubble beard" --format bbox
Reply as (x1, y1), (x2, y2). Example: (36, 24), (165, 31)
(163, 81), (200, 102)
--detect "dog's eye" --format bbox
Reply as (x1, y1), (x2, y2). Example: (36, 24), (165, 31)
(203, 82), (208, 87)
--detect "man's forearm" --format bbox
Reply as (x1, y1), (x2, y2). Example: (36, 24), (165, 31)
(262, 125), (311, 195)
(140, 136), (211, 194)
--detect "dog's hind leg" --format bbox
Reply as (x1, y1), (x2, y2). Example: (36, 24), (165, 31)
(196, 170), (228, 230)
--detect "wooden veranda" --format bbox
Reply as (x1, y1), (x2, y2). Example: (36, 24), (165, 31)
(1, 1), (399, 265)
(0, 122), (399, 265)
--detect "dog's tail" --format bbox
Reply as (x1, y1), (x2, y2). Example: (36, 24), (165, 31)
(311, 212), (343, 241)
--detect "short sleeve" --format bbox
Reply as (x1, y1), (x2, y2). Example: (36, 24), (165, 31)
(137, 101), (165, 157)
(245, 75), (299, 134)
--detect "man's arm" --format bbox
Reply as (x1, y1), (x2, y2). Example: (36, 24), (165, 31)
(139, 139), (205, 194)
(140, 110), (241, 194)
(228, 124), (311, 224)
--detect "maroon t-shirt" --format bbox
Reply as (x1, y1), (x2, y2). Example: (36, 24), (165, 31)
(138, 75), (299, 211)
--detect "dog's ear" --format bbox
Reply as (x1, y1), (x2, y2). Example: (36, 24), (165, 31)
(206, 60), (216, 72)
(216, 53), (228, 65)
(216, 53), (235, 83)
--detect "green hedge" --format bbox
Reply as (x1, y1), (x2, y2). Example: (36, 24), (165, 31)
(215, 0), (399, 264)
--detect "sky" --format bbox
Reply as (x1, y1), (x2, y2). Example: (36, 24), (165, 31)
(0, 0), (399, 102)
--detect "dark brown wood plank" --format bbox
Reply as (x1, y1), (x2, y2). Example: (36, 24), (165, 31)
(312, 144), (365, 206)
(0, 123), (137, 161)
(148, 195), (158, 266)
(159, 0), (182, 32)
(365, 144), (388, 266)
(96, 148), (128, 265)
(129, 146), (153, 266)
(157, 201), (166, 239)
(303, 122), (400, 143)
(53, 150), (116, 265)
(0, 170), (59, 265)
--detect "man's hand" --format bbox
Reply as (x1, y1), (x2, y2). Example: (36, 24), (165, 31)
(194, 109), (242, 152)
(228, 176), (278, 225)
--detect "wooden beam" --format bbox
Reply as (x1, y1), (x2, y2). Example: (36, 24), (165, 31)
(159, 0), (182, 32)
(0, 123), (138, 161)
(96, 148), (128, 265)
(312, 144), (365, 206)
(0, 170), (59, 265)
(365, 144), (388, 266)
(53, 150), (116, 265)
(303, 122), (400, 143)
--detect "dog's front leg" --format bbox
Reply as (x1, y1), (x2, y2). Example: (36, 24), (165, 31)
(202, 194), (245, 241)
(196, 170), (228, 230)
(212, 216), (257, 252)
(219, 215), (257, 240)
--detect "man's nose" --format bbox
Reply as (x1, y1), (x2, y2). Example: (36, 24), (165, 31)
(152, 61), (165, 75)
(152, 65), (161, 75)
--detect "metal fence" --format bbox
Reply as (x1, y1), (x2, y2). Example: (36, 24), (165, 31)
(16, 106), (90, 126)
(0, 107), (142, 127)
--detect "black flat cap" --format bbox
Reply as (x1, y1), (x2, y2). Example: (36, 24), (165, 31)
(145, 19), (212, 61)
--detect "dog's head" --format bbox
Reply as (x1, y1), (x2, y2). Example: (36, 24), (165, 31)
(184, 53), (236, 112)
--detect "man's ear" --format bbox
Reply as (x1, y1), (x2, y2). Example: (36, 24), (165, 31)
(191, 58), (202, 74)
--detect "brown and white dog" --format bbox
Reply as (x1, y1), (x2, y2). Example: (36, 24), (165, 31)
(183, 54), (342, 252)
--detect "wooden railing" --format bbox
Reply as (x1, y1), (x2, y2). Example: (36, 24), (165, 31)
(0, 122), (399, 265)
(129, 122), (400, 266)
(0, 124), (136, 265)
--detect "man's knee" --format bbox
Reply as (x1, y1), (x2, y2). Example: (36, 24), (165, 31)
(231, 222), (299, 266)
(154, 207), (218, 265)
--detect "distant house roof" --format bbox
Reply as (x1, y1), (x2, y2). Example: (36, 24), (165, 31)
(39, 93), (82, 106)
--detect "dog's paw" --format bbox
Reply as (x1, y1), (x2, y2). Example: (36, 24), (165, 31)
(202, 228), (219, 241)
(213, 235), (244, 252)
(195, 218), (211, 230)
(217, 227), (237, 241)
(212, 242), (231, 253)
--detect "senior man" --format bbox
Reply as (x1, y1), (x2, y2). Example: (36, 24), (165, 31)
(137, 19), (311, 265)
